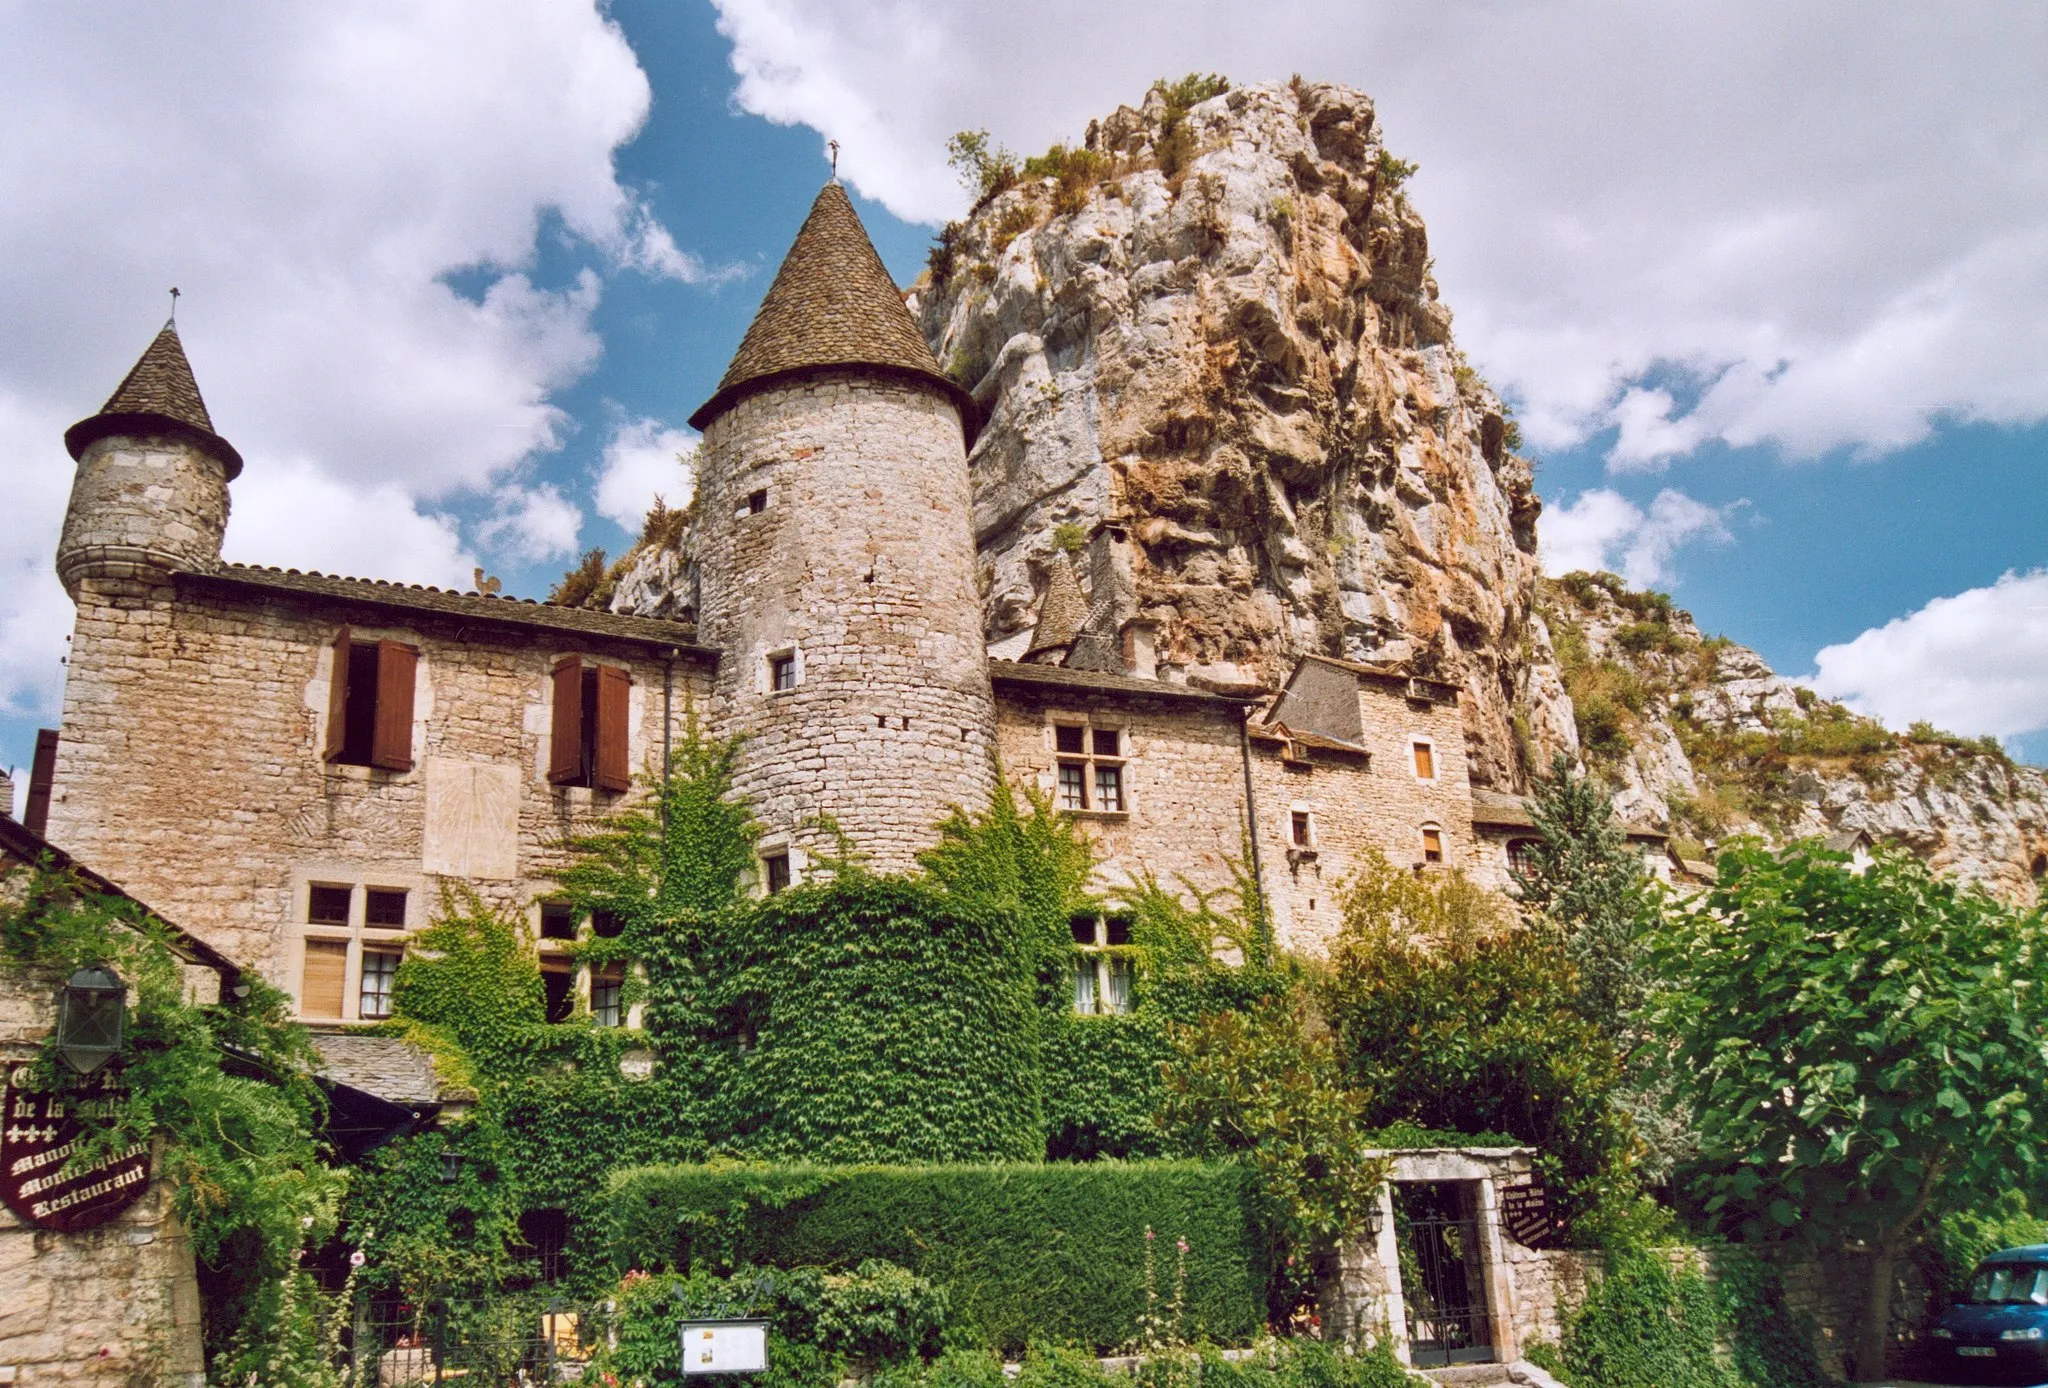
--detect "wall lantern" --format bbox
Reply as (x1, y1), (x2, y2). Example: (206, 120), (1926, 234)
(56, 964), (126, 1075)
(439, 1150), (465, 1184)
(1361, 1197), (1385, 1240)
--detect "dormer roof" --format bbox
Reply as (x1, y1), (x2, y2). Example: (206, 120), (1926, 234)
(688, 181), (972, 433)
(1025, 556), (1089, 661)
(65, 322), (243, 478)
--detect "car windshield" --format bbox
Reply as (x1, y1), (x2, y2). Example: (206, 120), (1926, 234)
(1968, 1264), (2048, 1305)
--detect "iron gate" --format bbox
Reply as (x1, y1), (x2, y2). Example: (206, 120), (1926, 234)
(342, 1295), (586, 1386)
(1396, 1182), (1495, 1369)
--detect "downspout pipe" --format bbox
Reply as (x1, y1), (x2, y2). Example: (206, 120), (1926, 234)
(662, 651), (676, 833)
(1238, 705), (1270, 933)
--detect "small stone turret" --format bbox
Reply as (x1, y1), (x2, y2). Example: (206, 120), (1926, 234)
(58, 322), (239, 598)
(689, 182), (995, 872)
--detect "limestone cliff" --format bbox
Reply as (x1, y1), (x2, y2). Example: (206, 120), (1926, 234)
(1544, 572), (2048, 903)
(906, 78), (1570, 790)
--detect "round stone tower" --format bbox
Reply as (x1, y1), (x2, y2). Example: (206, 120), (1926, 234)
(688, 181), (996, 873)
(57, 321), (240, 597)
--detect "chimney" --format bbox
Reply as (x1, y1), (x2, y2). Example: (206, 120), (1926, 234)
(1121, 619), (1160, 681)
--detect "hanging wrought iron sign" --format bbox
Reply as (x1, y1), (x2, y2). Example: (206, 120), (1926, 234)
(1, 1062), (151, 1232)
(1500, 1176), (1564, 1250)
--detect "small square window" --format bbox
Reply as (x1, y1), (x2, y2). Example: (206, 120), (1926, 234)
(770, 654), (798, 692)
(1092, 728), (1120, 757)
(540, 902), (577, 940)
(365, 888), (407, 928)
(1105, 917), (1132, 947)
(1291, 811), (1312, 847)
(1422, 826), (1444, 863)
(1413, 741), (1436, 780)
(748, 489), (767, 514)
(1094, 763), (1124, 811)
(1054, 725), (1087, 755)
(1057, 762), (1088, 810)
(360, 949), (401, 1020)
(763, 852), (792, 896)
(308, 884), (352, 926)
(1070, 916), (1098, 946)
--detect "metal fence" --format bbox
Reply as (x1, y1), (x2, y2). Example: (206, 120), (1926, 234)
(341, 1296), (590, 1387)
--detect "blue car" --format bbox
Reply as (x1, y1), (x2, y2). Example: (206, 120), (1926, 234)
(1931, 1247), (2048, 1384)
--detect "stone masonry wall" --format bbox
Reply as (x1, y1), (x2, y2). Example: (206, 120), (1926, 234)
(692, 373), (997, 872)
(46, 576), (708, 1009)
(55, 437), (228, 599)
(1252, 682), (1485, 954)
(0, 967), (205, 1387)
(994, 675), (1482, 955)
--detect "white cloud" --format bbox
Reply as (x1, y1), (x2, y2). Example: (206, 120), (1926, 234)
(596, 419), (697, 532)
(708, 1), (2048, 465)
(226, 458), (475, 586)
(1540, 488), (1733, 589)
(1810, 570), (2048, 740)
(475, 483), (584, 565)
(0, 1), (703, 730)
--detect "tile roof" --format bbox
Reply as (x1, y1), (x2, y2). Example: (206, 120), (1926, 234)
(312, 1033), (467, 1106)
(1025, 557), (1089, 659)
(1295, 652), (1461, 704)
(1470, 788), (1538, 828)
(688, 181), (973, 431)
(178, 563), (718, 656)
(65, 321), (243, 478)
(991, 660), (1256, 708)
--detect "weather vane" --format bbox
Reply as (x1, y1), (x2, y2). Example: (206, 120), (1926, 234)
(829, 140), (840, 178)
(168, 287), (180, 324)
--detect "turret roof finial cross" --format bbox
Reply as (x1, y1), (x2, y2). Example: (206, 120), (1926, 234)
(168, 287), (180, 324)
(829, 140), (840, 180)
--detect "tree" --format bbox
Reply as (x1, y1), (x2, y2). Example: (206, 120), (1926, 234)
(1654, 841), (2048, 1378)
(1512, 752), (1656, 1030)
(1318, 850), (1635, 1226)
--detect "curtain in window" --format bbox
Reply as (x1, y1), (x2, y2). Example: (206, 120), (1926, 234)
(1072, 957), (1097, 1014)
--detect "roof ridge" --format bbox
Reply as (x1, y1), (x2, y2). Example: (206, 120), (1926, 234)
(688, 181), (971, 432)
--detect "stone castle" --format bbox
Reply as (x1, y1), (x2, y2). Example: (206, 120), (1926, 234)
(34, 179), (1627, 1027)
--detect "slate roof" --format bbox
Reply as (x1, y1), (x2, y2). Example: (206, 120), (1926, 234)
(177, 563), (718, 657)
(312, 1033), (467, 1107)
(65, 321), (244, 478)
(991, 660), (1256, 708)
(1025, 558), (1089, 660)
(1470, 788), (1539, 829)
(1295, 652), (1462, 705)
(689, 181), (973, 431)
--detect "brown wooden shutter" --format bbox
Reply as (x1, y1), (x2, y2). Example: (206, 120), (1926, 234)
(300, 940), (348, 1019)
(549, 656), (584, 784)
(370, 642), (418, 771)
(1413, 741), (1434, 779)
(24, 728), (58, 837)
(323, 628), (352, 761)
(594, 664), (632, 792)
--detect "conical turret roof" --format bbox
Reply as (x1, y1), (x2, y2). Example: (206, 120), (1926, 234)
(65, 322), (242, 477)
(689, 181), (972, 433)
(1025, 557), (1089, 662)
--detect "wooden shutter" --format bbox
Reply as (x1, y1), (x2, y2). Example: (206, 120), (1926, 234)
(300, 940), (348, 1019)
(594, 664), (632, 792)
(549, 656), (585, 784)
(323, 628), (352, 761)
(1413, 741), (1434, 779)
(370, 642), (418, 771)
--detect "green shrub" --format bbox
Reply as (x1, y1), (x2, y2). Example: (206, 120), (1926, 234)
(599, 1264), (909, 1388)
(1552, 1252), (1728, 1388)
(1574, 693), (1631, 761)
(606, 1161), (1269, 1353)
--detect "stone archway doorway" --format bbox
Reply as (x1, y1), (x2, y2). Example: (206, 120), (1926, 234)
(1396, 1179), (1496, 1367)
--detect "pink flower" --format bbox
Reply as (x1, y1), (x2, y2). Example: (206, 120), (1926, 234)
(1177, 1239), (1189, 1253)
(1145, 1227), (1156, 1240)
(350, 1250), (367, 1268)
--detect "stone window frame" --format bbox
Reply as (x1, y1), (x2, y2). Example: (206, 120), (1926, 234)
(1409, 735), (1439, 784)
(318, 624), (429, 779)
(1289, 803), (1318, 849)
(527, 898), (644, 1029)
(287, 865), (424, 1023)
(1420, 822), (1446, 866)
(1046, 715), (1130, 819)
(755, 839), (804, 898)
(763, 646), (803, 696)
(735, 486), (769, 519)
(1069, 913), (1135, 1016)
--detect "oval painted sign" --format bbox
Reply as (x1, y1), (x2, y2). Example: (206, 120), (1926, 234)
(1, 1063), (152, 1232)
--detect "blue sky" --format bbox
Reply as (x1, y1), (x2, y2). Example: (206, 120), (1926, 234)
(2, 0), (2045, 797)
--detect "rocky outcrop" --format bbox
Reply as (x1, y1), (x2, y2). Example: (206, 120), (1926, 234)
(1544, 575), (2048, 903)
(908, 79), (1567, 790)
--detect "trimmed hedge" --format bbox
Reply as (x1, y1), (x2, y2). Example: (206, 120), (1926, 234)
(606, 1161), (1270, 1353)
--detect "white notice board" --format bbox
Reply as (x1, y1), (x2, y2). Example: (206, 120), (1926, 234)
(681, 1320), (769, 1375)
